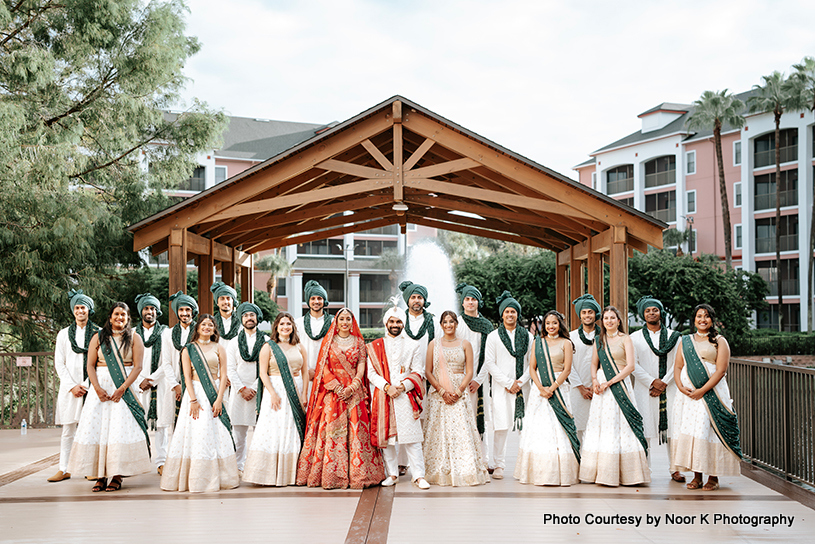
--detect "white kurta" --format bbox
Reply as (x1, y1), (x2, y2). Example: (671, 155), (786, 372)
(367, 334), (425, 444)
(456, 315), (492, 421)
(483, 328), (532, 432)
(218, 312), (234, 350)
(136, 325), (164, 410)
(294, 313), (328, 375)
(568, 328), (595, 432)
(403, 312), (442, 369)
(157, 324), (192, 428)
(630, 327), (679, 439)
(226, 329), (260, 427)
(54, 325), (91, 425)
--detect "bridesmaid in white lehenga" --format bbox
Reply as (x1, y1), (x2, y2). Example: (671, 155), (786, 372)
(423, 311), (489, 487)
(243, 312), (308, 486)
(515, 311), (580, 486)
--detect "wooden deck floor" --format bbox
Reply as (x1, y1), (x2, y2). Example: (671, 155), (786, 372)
(0, 429), (811, 543)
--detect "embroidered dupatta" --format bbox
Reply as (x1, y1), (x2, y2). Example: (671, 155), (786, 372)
(186, 343), (233, 442)
(534, 336), (580, 462)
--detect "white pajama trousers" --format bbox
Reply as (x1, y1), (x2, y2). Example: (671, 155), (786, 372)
(383, 443), (425, 481)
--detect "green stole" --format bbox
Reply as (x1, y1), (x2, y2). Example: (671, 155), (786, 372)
(68, 322), (100, 382)
(460, 312), (493, 435)
(99, 337), (151, 455)
(535, 337), (580, 463)
(303, 312), (332, 341)
(258, 341), (306, 442)
(642, 325), (681, 444)
(186, 343), (233, 443)
(680, 336), (743, 459)
(595, 336), (648, 455)
(497, 325), (528, 431)
(215, 312), (240, 341)
(405, 311), (435, 341)
(135, 323), (166, 429)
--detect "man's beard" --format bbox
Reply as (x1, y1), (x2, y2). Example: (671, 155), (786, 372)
(388, 326), (403, 336)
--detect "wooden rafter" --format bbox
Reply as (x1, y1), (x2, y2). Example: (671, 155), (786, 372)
(408, 215), (556, 250)
(247, 216), (398, 253)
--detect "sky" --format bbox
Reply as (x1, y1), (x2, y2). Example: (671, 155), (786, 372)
(178, 0), (815, 178)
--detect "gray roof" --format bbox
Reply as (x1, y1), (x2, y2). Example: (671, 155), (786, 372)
(573, 157), (596, 168)
(638, 102), (691, 117)
(216, 116), (329, 161)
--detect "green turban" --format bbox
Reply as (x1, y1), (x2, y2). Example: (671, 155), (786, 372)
(304, 280), (329, 305)
(237, 301), (263, 322)
(399, 281), (430, 308)
(572, 294), (601, 317)
(636, 295), (664, 320)
(497, 290), (521, 317)
(455, 282), (483, 308)
(135, 293), (162, 317)
(169, 291), (199, 318)
(210, 281), (237, 304)
(68, 289), (95, 315)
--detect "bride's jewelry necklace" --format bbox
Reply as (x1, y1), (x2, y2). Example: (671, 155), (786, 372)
(336, 335), (354, 347)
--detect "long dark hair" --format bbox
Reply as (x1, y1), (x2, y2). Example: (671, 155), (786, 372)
(542, 310), (575, 351)
(271, 312), (300, 345)
(191, 314), (220, 344)
(439, 310), (458, 326)
(598, 305), (625, 347)
(692, 303), (719, 345)
(98, 302), (132, 352)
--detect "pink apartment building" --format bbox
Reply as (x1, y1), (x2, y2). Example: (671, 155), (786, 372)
(574, 92), (815, 331)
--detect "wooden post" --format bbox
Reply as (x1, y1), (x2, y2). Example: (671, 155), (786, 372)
(393, 101), (404, 203)
(569, 251), (582, 330)
(240, 255), (254, 303)
(168, 229), (187, 327)
(609, 226), (629, 320)
(556, 262), (568, 318)
(222, 249), (236, 288)
(587, 236), (602, 308)
(198, 239), (215, 315)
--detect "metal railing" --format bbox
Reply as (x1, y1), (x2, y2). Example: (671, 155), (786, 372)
(766, 278), (800, 297)
(755, 234), (798, 254)
(607, 177), (633, 194)
(1, 352), (57, 429)
(730, 358), (815, 487)
(754, 145), (798, 168)
(644, 169), (676, 188)
(754, 189), (798, 211)
(646, 207), (677, 223)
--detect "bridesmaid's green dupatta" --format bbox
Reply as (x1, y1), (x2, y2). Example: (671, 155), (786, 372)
(100, 338), (150, 455)
(257, 341), (306, 442)
(187, 343), (233, 444)
(534, 337), (580, 463)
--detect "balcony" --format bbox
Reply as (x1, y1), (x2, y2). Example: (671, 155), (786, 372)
(607, 177), (633, 194)
(646, 207), (676, 223)
(360, 290), (391, 303)
(755, 234), (798, 254)
(754, 145), (797, 168)
(177, 176), (206, 192)
(644, 169), (676, 188)
(767, 279), (800, 297)
(754, 189), (798, 211)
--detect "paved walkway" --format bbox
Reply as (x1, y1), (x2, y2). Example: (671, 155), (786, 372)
(0, 429), (812, 543)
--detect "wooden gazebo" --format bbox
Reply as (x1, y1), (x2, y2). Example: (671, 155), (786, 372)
(129, 96), (666, 325)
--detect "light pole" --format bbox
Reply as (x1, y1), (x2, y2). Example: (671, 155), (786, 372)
(335, 243), (360, 307)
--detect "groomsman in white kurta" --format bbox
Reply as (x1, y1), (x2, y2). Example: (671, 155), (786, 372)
(134, 293), (167, 469)
(630, 295), (683, 482)
(568, 294), (601, 445)
(294, 280), (332, 386)
(211, 281), (240, 347)
(156, 291), (198, 474)
(227, 302), (267, 473)
(367, 303), (429, 489)
(48, 290), (98, 482)
(483, 291), (532, 480)
(456, 283), (495, 469)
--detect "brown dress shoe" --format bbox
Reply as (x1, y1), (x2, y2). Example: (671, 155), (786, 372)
(157, 465), (164, 476)
(47, 471), (71, 482)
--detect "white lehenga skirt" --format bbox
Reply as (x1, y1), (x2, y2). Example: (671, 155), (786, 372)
(669, 364), (741, 476)
(67, 367), (152, 478)
(160, 380), (239, 492)
(242, 375), (303, 486)
(514, 376), (579, 486)
(578, 369), (651, 486)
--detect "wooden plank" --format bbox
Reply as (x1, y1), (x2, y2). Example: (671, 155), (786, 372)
(404, 177), (593, 220)
(587, 236), (602, 306)
(186, 231), (212, 256)
(408, 215), (554, 250)
(235, 249), (251, 267)
(315, 159), (389, 180)
(205, 179), (393, 222)
(222, 255), (236, 288)
(247, 217), (398, 253)
(556, 263), (568, 319)
(610, 226), (628, 319)
(168, 228), (186, 327)
(627, 235), (648, 254)
(151, 237), (169, 256)
(240, 258), (253, 303)
(393, 123), (404, 201)
(403, 138), (435, 171)
(557, 249), (571, 266)
(405, 157), (480, 179)
(132, 112), (394, 251)
(199, 241), (215, 314)
(570, 251), (583, 330)
(392, 100), (402, 123)
(213, 242), (231, 262)
(361, 139), (393, 171)
(592, 229), (612, 254)
(572, 239), (589, 261)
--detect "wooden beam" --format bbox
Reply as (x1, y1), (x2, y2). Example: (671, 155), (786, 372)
(392, 100), (402, 123)
(315, 159), (389, 180)
(240, 256), (253, 303)
(557, 248), (571, 266)
(185, 231), (211, 256)
(587, 236), (602, 309)
(570, 251), (583, 330)
(556, 262), (568, 320)
(393, 123), (404, 201)
(222, 253), (236, 288)
(151, 237), (169, 256)
(132, 112), (394, 251)
(213, 242), (231, 263)
(405, 157), (480, 179)
(198, 240), (215, 314)
(572, 239), (589, 261)
(205, 179), (393, 222)
(361, 139), (393, 170)
(404, 177), (593, 220)
(408, 215), (552, 250)
(247, 217), (398, 253)
(403, 138), (435, 171)
(168, 228), (187, 327)
(592, 229), (612, 254)
(609, 226), (628, 320)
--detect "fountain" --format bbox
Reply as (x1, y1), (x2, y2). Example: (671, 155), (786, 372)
(400, 241), (459, 315)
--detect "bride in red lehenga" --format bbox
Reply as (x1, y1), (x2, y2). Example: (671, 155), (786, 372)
(296, 308), (384, 489)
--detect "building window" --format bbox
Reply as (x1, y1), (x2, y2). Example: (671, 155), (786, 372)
(178, 166), (206, 191)
(297, 239), (344, 256)
(591, 172), (597, 190)
(359, 225), (399, 235)
(734, 182), (742, 207)
(734, 224), (743, 250)
(734, 141), (742, 166)
(617, 197), (634, 207)
(359, 308), (384, 329)
(755, 215), (799, 254)
(214, 165), (227, 185)
(606, 165), (634, 194)
(644, 155), (676, 188)
(686, 151), (696, 175)
(686, 190), (696, 214)
(754, 129), (798, 168)
(302, 273), (344, 306)
(360, 274), (392, 303)
(355, 239), (398, 257)
(754, 169), (798, 211)
(645, 190), (676, 223)
(407, 223), (417, 232)
(757, 303), (800, 332)
(756, 259), (800, 297)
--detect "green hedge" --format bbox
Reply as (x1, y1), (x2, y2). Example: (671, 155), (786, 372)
(360, 328), (385, 342)
(730, 332), (815, 356)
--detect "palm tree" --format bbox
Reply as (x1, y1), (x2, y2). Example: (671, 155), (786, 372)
(662, 227), (695, 256)
(748, 72), (794, 331)
(686, 90), (745, 270)
(254, 250), (292, 302)
(788, 57), (815, 330)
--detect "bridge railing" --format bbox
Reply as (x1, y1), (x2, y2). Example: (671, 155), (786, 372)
(0, 352), (57, 429)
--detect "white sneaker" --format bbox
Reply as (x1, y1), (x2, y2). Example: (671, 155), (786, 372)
(381, 476), (397, 487)
(492, 467), (504, 479)
(413, 478), (430, 490)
